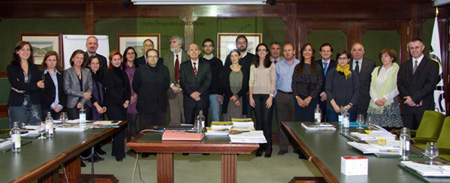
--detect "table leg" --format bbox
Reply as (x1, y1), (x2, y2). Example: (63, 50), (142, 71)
(157, 153), (174, 183)
(63, 157), (81, 182)
(221, 154), (237, 183)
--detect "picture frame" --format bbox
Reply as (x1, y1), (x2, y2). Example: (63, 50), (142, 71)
(217, 33), (262, 63)
(117, 34), (161, 58)
(21, 33), (63, 66)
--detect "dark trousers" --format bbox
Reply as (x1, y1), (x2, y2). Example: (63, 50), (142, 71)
(246, 93), (254, 118)
(402, 113), (424, 130)
(275, 92), (295, 151)
(294, 95), (318, 122)
(127, 113), (138, 137)
(67, 105), (92, 120)
(139, 112), (166, 131)
(253, 94), (273, 145)
(106, 104), (127, 159)
(184, 106), (209, 125)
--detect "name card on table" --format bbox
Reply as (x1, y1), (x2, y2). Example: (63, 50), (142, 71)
(341, 156), (368, 175)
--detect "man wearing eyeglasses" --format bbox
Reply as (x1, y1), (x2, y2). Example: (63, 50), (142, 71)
(136, 39), (163, 65)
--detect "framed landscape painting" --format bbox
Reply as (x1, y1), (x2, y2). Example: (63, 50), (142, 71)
(217, 33), (262, 63)
(21, 33), (62, 66)
(117, 34), (160, 57)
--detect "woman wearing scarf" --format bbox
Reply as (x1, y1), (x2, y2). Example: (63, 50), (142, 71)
(367, 49), (402, 130)
(325, 50), (359, 122)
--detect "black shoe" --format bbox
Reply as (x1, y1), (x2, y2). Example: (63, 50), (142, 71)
(142, 153), (150, 158)
(115, 157), (123, 162)
(277, 150), (288, 155)
(182, 153), (189, 156)
(255, 147), (263, 157)
(97, 147), (107, 155)
(202, 153), (210, 156)
(265, 147), (272, 158)
(81, 160), (86, 167)
(95, 153), (104, 161)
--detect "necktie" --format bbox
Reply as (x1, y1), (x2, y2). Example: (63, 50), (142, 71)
(323, 62), (328, 77)
(193, 62), (198, 78)
(274, 59), (277, 64)
(175, 55), (180, 83)
(413, 60), (418, 74)
(355, 60), (360, 73)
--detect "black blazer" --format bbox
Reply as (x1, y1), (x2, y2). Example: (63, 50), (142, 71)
(41, 71), (67, 110)
(180, 60), (212, 108)
(7, 64), (42, 106)
(132, 64), (170, 114)
(221, 66), (249, 115)
(397, 56), (440, 114)
(350, 58), (376, 114)
(103, 68), (131, 107)
(316, 59), (337, 95)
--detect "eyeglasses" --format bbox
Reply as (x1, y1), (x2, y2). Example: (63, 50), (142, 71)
(338, 57), (348, 60)
(127, 52), (135, 55)
(257, 49), (267, 52)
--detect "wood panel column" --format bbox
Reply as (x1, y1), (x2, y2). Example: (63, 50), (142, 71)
(181, 6), (197, 48)
(85, 3), (95, 35)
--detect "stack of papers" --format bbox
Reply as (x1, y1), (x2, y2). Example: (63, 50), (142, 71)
(92, 121), (122, 128)
(301, 122), (336, 131)
(55, 124), (91, 132)
(205, 122), (233, 136)
(400, 161), (450, 177)
(347, 141), (400, 155)
(350, 131), (396, 141)
(231, 121), (255, 131)
(229, 130), (267, 143)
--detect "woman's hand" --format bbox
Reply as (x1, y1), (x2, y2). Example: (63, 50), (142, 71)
(76, 102), (82, 109)
(96, 105), (104, 113)
(303, 96), (312, 107)
(296, 97), (305, 108)
(343, 105), (352, 111)
(130, 94), (137, 105)
(37, 80), (45, 88)
(83, 92), (91, 100)
(123, 100), (130, 108)
(249, 96), (255, 108)
(53, 105), (62, 113)
(230, 96), (237, 102)
(266, 96), (273, 109)
(234, 100), (241, 106)
(375, 98), (386, 106)
(11, 87), (24, 94)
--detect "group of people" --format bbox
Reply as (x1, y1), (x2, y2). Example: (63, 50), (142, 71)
(7, 33), (439, 160)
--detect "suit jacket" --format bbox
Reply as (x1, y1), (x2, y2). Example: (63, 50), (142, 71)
(42, 71), (67, 110)
(316, 59), (337, 113)
(350, 58), (376, 114)
(180, 60), (212, 108)
(7, 64), (43, 106)
(136, 56), (164, 65)
(63, 67), (93, 108)
(397, 56), (439, 114)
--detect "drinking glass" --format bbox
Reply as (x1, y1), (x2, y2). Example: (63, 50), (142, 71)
(424, 142), (439, 165)
(37, 122), (47, 139)
(356, 114), (364, 129)
(60, 112), (68, 126)
(366, 116), (373, 130)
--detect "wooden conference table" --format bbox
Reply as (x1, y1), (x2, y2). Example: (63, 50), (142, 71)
(282, 122), (449, 183)
(1, 121), (127, 183)
(127, 131), (259, 183)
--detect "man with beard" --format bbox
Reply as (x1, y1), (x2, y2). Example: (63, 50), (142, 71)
(201, 38), (223, 122)
(224, 35), (255, 118)
(163, 36), (190, 125)
(136, 39), (164, 65)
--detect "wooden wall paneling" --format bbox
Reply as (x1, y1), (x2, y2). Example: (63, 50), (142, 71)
(283, 3), (297, 47)
(85, 3), (95, 35)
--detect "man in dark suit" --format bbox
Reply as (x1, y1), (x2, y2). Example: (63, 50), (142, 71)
(180, 43), (212, 124)
(316, 43), (337, 121)
(86, 36), (108, 70)
(397, 39), (439, 129)
(163, 35), (190, 125)
(136, 39), (163, 65)
(350, 42), (376, 118)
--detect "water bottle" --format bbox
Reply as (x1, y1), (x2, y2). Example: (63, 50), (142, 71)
(343, 109), (350, 130)
(399, 127), (411, 160)
(11, 121), (21, 153)
(45, 112), (54, 138)
(314, 104), (322, 123)
(338, 106), (344, 126)
(79, 106), (86, 127)
(195, 110), (206, 133)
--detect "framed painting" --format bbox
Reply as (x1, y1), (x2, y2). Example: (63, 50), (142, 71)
(217, 33), (262, 63)
(21, 33), (63, 66)
(117, 34), (161, 58)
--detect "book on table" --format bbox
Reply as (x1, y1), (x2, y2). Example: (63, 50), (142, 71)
(229, 130), (267, 143)
(161, 130), (204, 141)
(301, 122), (336, 131)
(399, 161), (450, 177)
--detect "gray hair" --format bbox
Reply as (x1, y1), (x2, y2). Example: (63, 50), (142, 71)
(170, 35), (183, 46)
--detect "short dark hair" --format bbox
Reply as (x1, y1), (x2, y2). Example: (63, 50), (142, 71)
(270, 42), (281, 47)
(69, 49), (87, 67)
(319, 43), (333, 52)
(143, 39), (154, 45)
(202, 38), (215, 47)
(146, 49), (159, 58)
(236, 35), (248, 45)
(335, 50), (352, 61)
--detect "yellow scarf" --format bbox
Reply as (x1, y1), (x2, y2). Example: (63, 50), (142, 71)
(336, 64), (352, 79)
